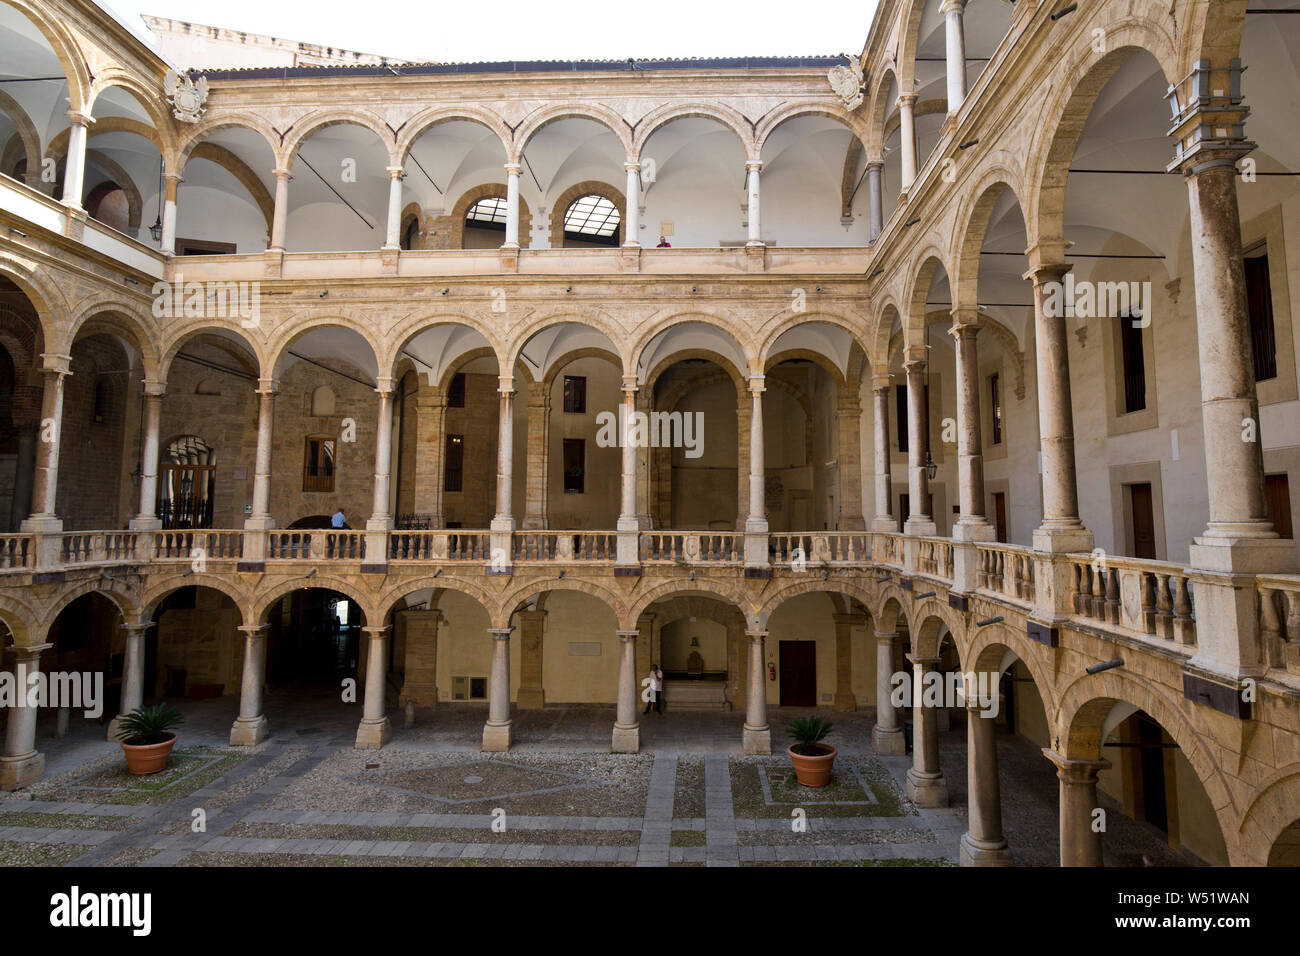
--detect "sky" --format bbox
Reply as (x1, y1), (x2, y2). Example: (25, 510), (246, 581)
(98, 0), (879, 64)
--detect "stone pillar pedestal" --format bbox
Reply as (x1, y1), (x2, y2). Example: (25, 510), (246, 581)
(230, 625), (269, 745)
(960, 695), (1013, 866)
(398, 609), (441, 707)
(482, 628), (513, 751)
(742, 629), (771, 754)
(516, 609), (546, 710)
(872, 630), (906, 754)
(355, 626), (392, 749)
(905, 655), (947, 807)
(0, 643), (52, 790)
(1044, 749), (1108, 867)
(611, 631), (640, 752)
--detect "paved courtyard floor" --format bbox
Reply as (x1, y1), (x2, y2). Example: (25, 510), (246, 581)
(0, 693), (1205, 867)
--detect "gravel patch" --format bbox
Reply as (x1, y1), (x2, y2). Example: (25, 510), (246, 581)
(180, 852), (618, 867)
(737, 826), (936, 846)
(672, 757), (705, 818)
(97, 847), (163, 867)
(669, 830), (707, 847)
(0, 840), (92, 866)
(730, 755), (913, 818)
(224, 822), (641, 846)
(25, 746), (251, 807)
(0, 811), (141, 832)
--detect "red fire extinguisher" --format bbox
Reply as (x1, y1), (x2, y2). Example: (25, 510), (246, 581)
(767, 663), (776, 681)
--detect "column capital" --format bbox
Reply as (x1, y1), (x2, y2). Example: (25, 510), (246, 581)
(386, 166), (406, 180)
(39, 352), (73, 375)
(374, 376), (396, 395)
(272, 167), (293, 182)
(745, 629), (769, 641)
(623, 161), (641, 173)
(1022, 240), (1070, 276)
(1041, 748), (1110, 780)
(905, 653), (941, 669)
(745, 159), (763, 172)
(487, 627), (514, 639)
(621, 375), (639, 393)
(939, 0), (967, 14)
(949, 308), (982, 334)
(1165, 60), (1253, 175)
(896, 92), (918, 109)
(361, 625), (391, 638)
(866, 159), (884, 171)
(121, 621), (154, 634)
(902, 356), (927, 376)
(872, 372), (893, 393)
(142, 379), (167, 398)
(237, 624), (271, 636)
(5, 642), (52, 661)
(874, 628), (898, 642)
(497, 376), (515, 395)
(255, 377), (279, 396)
(747, 375), (766, 394)
(66, 109), (94, 127)
(503, 162), (522, 175)
(616, 630), (639, 641)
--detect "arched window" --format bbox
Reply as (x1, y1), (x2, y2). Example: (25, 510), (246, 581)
(310, 385), (336, 417)
(563, 194), (620, 247)
(159, 436), (216, 529)
(85, 181), (130, 233)
(463, 197), (507, 248)
(400, 215), (420, 250)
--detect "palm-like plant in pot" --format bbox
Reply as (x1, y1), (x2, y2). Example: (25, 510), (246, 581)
(116, 703), (183, 775)
(787, 715), (837, 787)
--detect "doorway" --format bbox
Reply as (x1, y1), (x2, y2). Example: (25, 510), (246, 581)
(1265, 473), (1293, 538)
(1127, 482), (1156, 559)
(779, 640), (817, 706)
(992, 492), (1007, 543)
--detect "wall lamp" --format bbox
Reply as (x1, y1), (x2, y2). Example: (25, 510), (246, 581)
(976, 615), (1004, 627)
(915, 590), (936, 599)
(905, 217), (921, 227)
(959, 139), (980, 150)
(319, 290), (328, 297)
(1050, 2), (1078, 20)
(441, 288), (449, 295)
(1086, 657), (1124, 675)
(869, 268), (884, 278)
(875, 573), (892, 582)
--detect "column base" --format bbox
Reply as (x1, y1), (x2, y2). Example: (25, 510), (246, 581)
(870, 517), (900, 533)
(906, 769), (948, 807)
(742, 724), (771, 755)
(959, 833), (1014, 866)
(516, 687), (545, 710)
(903, 517), (938, 536)
(19, 516), (62, 534)
(229, 715), (268, 746)
(951, 519), (995, 543)
(832, 692), (857, 713)
(0, 752), (43, 791)
(1031, 523), (1093, 553)
(611, 722), (640, 753)
(1189, 535), (1299, 573)
(482, 720), (513, 752)
(106, 715), (128, 741)
(355, 716), (391, 750)
(399, 685), (438, 708)
(872, 724), (907, 755)
(128, 515), (162, 531)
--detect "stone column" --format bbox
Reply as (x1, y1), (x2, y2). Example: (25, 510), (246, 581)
(612, 630), (640, 752)
(522, 382), (550, 529)
(836, 391), (866, 530)
(867, 161), (884, 241)
(1044, 750), (1108, 866)
(745, 161), (762, 245)
(0, 643), (52, 790)
(742, 629), (771, 753)
(898, 94), (918, 193)
(951, 311), (992, 535)
(490, 379), (515, 536)
(905, 655), (948, 806)
(22, 355), (70, 533)
(398, 609), (440, 706)
(482, 627), (513, 751)
(160, 173), (181, 254)
(356, 626), (392, 748)
(503, 162), (521, 249)
(367, 378), (396, 539)
(245, 379), (277, 534)
(1026, 261), (1092, 552)
(516, 608), (545, 709)
(617, 377), (640, 563)
(383, 166), (405, 249)
(269, 167), (291, 251)
(623, 163), (641, 247)
(107, 624), (150, 740)
(960, 692), (1013, 865)
(735, 392), (751, 530)
(744, 377), (769, 564)
(635, 389), (653, 528)
(903, 356), (936, 535)
(414, 385), (447, 525)
(9, 426), (36, 530)
(871, 629), (906, 754)
(60, 111), (92, 208)
(230, 625), (269, 745)
(130, 381), (165, 530)
(832, 613), (861, 711)
(942, 0), (968, 113)
(870, 375), (895, 532)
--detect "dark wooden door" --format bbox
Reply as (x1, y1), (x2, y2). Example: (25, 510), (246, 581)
(779, 640), (817, 707)
(898, 494), (909, 532)
(992, 492), (1007, 543)
(1129, 483), (1156, 559)
(1137, 714), (1168, 832)
(1265, 474), (1293, 538)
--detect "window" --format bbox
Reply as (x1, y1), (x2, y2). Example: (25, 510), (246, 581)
(1245, 245), (1277, 382)
(303, 437), (335, 493)
(563, 375), (587, 414)
(444, 434), (464, 493)
(447, 373), (466, 408)
(400, 216), (420, 250)
(990, 373), (1003, 445)
(563, 194), (620, 246)
(92, 377), (110, 424)
(563, 438), (585, 493)
(465, 196), (508, 231)
(1119, 314), (1146, 413)
(159, 436), (216, 529)
(896, 385), (909, 453)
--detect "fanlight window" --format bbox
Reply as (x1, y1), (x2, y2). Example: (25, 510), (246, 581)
(158, 436), (216, 529)
(465, 197), (508, 229)
(563, 195), (620, 243)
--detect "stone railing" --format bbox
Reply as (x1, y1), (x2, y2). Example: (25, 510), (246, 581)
(641, 532), (741, 564)
(0, 534), (32, 571)
(976, 543), (1036, 607)
(916, 537), (955, 580)
(61, 532), (139, 565)
(152, 530), (244, 561)
(388, 530), (491, 561)
(1066, 554), (1196, 650)
(515, 532), (617, 562)
(873, 532), (903, 568)
(770, 533), (872, 566)
(1258, 575), (1300, 674)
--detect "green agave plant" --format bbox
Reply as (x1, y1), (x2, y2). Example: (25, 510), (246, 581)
(787, 715), (833, 756)
(115, 703), (184, 746)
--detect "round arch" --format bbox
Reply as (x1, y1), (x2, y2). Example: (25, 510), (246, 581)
(141, 577), (249, 625)
(549, 180), (628, 248)
(395, 106), (513, 166)
(450, 183), (533, 250)
(510, 103), (633, 164)
(950, 164), (1030, 309)
(0, 0), (92, 112)
(631, 102), (755, 160)
(754, 101), (870, 160)
(252, 576), (376, 626)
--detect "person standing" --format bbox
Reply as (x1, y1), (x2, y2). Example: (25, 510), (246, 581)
(331, 507), (346, 529)
(644, 663), (663, 714)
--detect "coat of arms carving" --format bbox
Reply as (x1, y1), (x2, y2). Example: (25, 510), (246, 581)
(164, 69), (209, 124)
(827, 56), (865, 111)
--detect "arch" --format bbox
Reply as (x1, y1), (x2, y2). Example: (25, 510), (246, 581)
(82, 149), (143, 234)
(1026, 27), (1178, 247)
(626, 580), (749, 631)
(866, 63), (900, 159)
(449, 182), (533, 249)
(754, 100), (870, 160)
(44, 580), (136, 634)
(265, 313), (384, 382)
(0, 591), (36, 645)
(755, 311), (875, 376)
(905, 248), (952, 347)
(757, 580), (874, 623)
(539, 346), (622, 392)
(549, 180), (627, 248)
(0, 252), (69, 347)
(141, 576), (249, 624)
(950, 165), (1029, 309)
(158, 324), (263, 384)
(376, 575), (499, 627)
(869, 588), (909, 634)
(394, 105), (513, 165)
(1239, 767), (1300, 866)
(630, 313), (755, 381)
(382, 313), (507, 383)
(499, 578), (628, 630)
(176, 113), (281, 168)
(69, 302), (160, 380)
(632, 102), (755, 159)
(643, 347), (747, 397)
(0, 89), (40, 181)
(962, 621), (1059, 720)
(280, 109), (393, 168)
(85, 73), (176, 154)
(252, 576), (376, 626)
(187, 142), (276, 236)
(764, 348), (850, 389)
(0, 0), (91, 112)
(907, 599), (967, 661)
(511, 102), (633, 163)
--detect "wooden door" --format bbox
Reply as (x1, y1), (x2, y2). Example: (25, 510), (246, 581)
(992, 492), (1007, 543)
(1265, 474), (1293, 538)
(779, 640), (817, 707)
(1129, 483), (1156, 559)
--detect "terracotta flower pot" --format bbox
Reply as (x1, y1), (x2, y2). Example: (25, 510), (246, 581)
(120, 732), (177, 775)
(788, 742), (837, 788)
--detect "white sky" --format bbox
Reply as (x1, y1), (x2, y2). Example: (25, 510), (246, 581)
(99, 0), (878, 64)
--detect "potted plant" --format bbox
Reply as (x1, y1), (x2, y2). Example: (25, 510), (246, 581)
(787, 715), (836, 788)
(116, 703), (184, 775)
